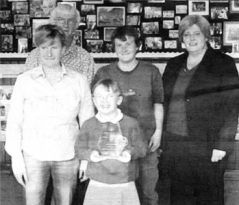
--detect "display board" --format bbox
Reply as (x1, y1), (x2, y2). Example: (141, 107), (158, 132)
(1, 0), (239, 53)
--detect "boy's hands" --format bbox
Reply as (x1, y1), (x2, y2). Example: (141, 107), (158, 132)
(90, 150), (108, 162)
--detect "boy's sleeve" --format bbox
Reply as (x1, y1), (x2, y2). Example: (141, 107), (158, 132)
(127, 119), (147, 160)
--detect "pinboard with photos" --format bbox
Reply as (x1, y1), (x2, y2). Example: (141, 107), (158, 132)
(1, 0), (239, 54)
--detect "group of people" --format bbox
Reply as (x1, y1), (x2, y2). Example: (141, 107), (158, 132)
(5, 4), (239, 205)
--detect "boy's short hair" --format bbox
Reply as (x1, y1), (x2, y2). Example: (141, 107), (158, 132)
(111, 26), (141, 52)
(92, 78), (122, 96)
(34, 24), (66, 47)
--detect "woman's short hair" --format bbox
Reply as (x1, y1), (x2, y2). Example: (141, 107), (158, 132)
(34, 24), (66, 47)
(92, 78), (122, 96)
(111, 26), (141, 51)
(179, 15), (211, 42)
(49, 4), (80, 29)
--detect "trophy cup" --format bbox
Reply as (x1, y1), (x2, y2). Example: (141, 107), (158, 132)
(98, 123), (128, 157)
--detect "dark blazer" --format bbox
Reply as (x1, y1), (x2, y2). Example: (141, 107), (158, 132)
(162, 46), (239, 156)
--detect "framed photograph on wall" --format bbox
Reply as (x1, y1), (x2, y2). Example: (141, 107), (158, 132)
(210, 0), (228, 2)
(84, 0), (103, 3)
(1, 35), (13, 52)
(126, 15), (141, 25)
(145, 37), (162, 50)
(223, 21), (239, 46)
(97, 7), (125, 27)
(74, 30), (82, 46)
(188, 0), (209, 15)
(12, 2), (28, 14)
(164, 40), (177, 49)
(86, 39), (104, 53)
(84, 29), (100, 39)
(230, 0), (239, 13)
(144, 7), (162, 19)
(142, 22), (159, 34)
(211, 7), (228, 20)
(127, 3), (142, 13)
(148, 0), (165, 3)
(104, 27), (116, 41)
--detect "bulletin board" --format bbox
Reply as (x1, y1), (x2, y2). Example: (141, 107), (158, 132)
(1, 0), (239, 54)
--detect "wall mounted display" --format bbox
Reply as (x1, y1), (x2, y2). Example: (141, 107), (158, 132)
(230, 0), (239, 13)
(223, 21), (239, 46)
(1, 0), (239, 53)
(97, 7), (125, 27)
(188, 0), (209, 15)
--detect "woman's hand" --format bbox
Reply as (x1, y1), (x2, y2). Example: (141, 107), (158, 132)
(211, 149), (226, 162)
(12, 154), (28, 187)
(112, 150), (131, 163)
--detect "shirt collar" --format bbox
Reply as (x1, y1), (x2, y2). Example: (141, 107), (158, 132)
(96, 109), (124, 124)
(31, 64), (74, 79)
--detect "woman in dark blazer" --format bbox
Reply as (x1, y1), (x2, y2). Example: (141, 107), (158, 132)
(162, 15), (239, 205)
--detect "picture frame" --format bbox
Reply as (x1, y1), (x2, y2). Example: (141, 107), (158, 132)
(84, 29), (100, 39)
(169, 30), (179, 39)
(18, 38), (28, 53)
(81, 4), (96, 16)
(127, 3), (142, 13)
(141, 22), (159, 34)
(1, 35), (13, 52)
(176, 5), (187, 14)
(210, 23), (222, 35)
(14, 14), (30, 26)
(86, 40), (104, 53)
(210, 0), (228, 2)
(209, 36), (222, 50)
(164, 40), (177, 49)
(30, 0), (57, 17)
(74, 30), (82, 46)
(86, 15), (97, 29)
(104, 27), (116, 41)
(188, 0), (209, 16)
(211, 7), (228, 20)
(223, 21), (239, 46)
(148, 0), (165, 3)
(144, 7), (162, 19)
(0, 24), (14, 34)
(12, 2), (28, 14)
(126, 15), (141, 26)
(230, 0), (239, 13)
(97, 7), (125, 27)
(84, 0), (103, 3)
(0, 11), (12, 22)
(145, 37), (162, 50)
(15, 27), (31, 39)
(32, 18), (49, 47)
(163, 20), (174, 29)
(106, 0), (126, 3)
(163, 10), (175, 18)
(232, 42), (239, 53)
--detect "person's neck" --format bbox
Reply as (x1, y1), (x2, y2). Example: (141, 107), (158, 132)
(187, 45), (207, 70)
(117, 59), (138, 72)
(65, 35), (74, 50)
(99, 111), (118, 122)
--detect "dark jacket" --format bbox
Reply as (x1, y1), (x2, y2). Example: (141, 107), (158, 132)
(162, 46), (239, 156)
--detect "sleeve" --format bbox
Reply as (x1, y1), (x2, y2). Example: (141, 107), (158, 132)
(78, 76), (95, 127)
(75, 120), (93, 161)
(24, 49), (39, 72)
(125, 119), (147, 160)
(5, 76), (25, 157)
(152, 65), (164, 104)
(84, 52), (95, 84)
(214, 57), (239, 153)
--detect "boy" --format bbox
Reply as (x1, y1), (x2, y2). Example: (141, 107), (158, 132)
(76, 78), (147, 205)
(92, 26), (164, 205)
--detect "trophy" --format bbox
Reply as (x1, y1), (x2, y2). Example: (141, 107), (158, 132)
(98, 123), (128, 157)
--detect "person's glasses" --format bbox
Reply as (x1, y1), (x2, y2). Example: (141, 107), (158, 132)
(56, 18), (76, 26)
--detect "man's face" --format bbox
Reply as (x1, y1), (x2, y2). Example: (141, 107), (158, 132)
(114, 35), (138, 64)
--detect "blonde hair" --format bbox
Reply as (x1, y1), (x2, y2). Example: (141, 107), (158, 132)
(179, 15), (211, 42)
(49, 4), (80, 29)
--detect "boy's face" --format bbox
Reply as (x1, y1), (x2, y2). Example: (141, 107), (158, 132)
(39, 37), (65, 68)
(93, 85), (122, 117)
(114, 35), (137, 64)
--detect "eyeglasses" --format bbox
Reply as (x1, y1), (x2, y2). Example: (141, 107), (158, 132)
(183, 32), (203, 39)
(94, 94), (119, 102)
(56, 18), (76, 26)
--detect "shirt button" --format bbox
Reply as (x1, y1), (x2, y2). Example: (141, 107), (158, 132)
(186, 98), (190, 102)
(187, 117), (191, 121)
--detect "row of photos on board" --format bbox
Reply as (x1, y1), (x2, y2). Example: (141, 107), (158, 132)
(1, 0), (239, 53)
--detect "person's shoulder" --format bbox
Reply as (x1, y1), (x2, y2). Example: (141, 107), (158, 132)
(121, 114), (139, 126)
(209, 48), (234, 62)
(66, 67), (88, 81)
(82, 116), (100, 128)
(97, 62), (116, 73)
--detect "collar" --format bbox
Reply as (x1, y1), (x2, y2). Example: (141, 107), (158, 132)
(31, 64), (74, 79)
(95, 109), (124, 124)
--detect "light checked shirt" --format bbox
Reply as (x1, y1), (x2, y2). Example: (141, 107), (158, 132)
(24, 41), (95, 83)
(5, 64), (94, 161)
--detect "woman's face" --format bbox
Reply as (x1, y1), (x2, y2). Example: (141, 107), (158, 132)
(182, 24), (207, 54)
(55, 12), (77, 37)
